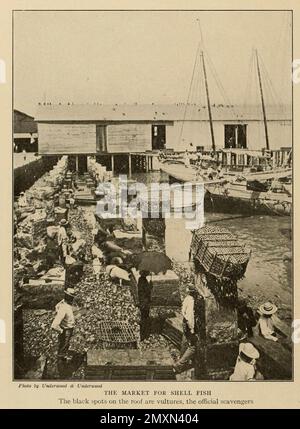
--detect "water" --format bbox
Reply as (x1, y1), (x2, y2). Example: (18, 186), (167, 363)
(131, 171), (292, 321)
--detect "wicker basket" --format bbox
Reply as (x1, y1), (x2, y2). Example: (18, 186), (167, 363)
(98, 321), (137, 349)
(191, 226), (251, 280)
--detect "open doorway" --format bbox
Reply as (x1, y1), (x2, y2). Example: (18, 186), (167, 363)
(152, 125), (166, 150)
(78, 155), (88, 174)
(224, 124), (247, 148)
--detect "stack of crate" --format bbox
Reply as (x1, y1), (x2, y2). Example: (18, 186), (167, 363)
(162, 311), (183, 348)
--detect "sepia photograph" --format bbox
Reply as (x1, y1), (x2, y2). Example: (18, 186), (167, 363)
(12, 9), (293, 383)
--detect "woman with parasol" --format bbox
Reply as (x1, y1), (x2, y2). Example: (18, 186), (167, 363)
(135, 251), (172, 341)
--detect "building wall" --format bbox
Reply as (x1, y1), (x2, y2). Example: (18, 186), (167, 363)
(37, 119), (292, 154)
(106, 123), (151, 153)
(38, 123), (96, 154)
(166, 120), (292, 151)
(14, 110), (37, 134)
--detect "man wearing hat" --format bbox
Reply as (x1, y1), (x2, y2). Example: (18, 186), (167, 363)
(18, 191), (28, 208)
(173, 284), (198, 374)
(57, 218), (69, 263)
(51, 288), (76, 360)
(230, 342), (261, 381)
(258, 302), (278, 342)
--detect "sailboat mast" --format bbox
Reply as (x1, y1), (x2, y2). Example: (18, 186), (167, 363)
(255, 49), (270, 150)
(201, 50), (216, 152)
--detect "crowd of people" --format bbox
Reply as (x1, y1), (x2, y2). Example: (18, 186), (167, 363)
(15, 159), (285, 380)
(173, 273), (281, 380)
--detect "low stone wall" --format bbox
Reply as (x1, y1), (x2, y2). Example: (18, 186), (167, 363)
(14, 156), (59, 196)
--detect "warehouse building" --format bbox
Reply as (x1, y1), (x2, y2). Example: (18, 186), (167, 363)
(35, 103), (292, 173)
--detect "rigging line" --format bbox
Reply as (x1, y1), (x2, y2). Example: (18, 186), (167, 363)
(203, 51), (254, 150)
(239, 52), (256, 146)
(177, 44), (201, 149)
(258, 52), (282, 106)
(248, 49), (258, 108)
(204, 48), (240, 117)
(204, 51), (235, 113)
(196, 18), (205, 51)
(258, 52), (286, 115)
(203, 50), (230, 105)
(259, 65), (279, 110)
(243, 50), (255, 110)
(204, 49), (252, 146)
(204, 52), (244, 126)
(252, 52), (265, 145)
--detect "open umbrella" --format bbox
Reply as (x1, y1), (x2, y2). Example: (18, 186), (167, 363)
(134, 251), (172, 274)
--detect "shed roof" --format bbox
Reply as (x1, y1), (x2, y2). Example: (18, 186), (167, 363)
(35, 103), (292, 122)
(14, 109), (38, 133)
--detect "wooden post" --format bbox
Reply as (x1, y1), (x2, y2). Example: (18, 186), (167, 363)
(128, 154), (132, 177)
(111, 154), (114, 175)
(146, 155), (149, 172)
(75, 155), (79, 172)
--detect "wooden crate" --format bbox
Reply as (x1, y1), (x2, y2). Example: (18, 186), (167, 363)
(98, 321), (137, 349)
(86, 349), (176, 380)
(191, 226), (250, 280)
(162, 312), (183, 348)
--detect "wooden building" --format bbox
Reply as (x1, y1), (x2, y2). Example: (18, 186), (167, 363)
(35, 103), (292, 172)
(14, 109), (38, 153)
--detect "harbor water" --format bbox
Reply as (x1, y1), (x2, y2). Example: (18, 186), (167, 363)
(132, 171), (292, 323)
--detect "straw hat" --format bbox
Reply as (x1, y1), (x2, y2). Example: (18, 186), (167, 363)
(60, 218), (69, 226)
(258, 302), (278, 315)
(64, 288), (75, 298)
(239, 342), (260, 360)
(187, 283), (197, 293)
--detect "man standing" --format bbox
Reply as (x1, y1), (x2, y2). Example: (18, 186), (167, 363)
(137, 270), (153, 341)
(173, 284), (198, 374)
(57, 218), (69, 264)
(230, 342), (261, 381)
(18, 191), (28, 208)
(51, 288), (76, 360)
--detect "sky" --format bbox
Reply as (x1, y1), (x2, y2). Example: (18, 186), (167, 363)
(13, 10), (292, 116)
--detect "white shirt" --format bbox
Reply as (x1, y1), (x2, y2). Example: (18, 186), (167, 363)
(182, 295), (195, 333)
(51, 300), (75, 332)
(230, 356), (256, 381)
(93, 257), (102, 274)
(106, 265), (130, 281)
(259, 315), (277, 341)
(57, 226), (68, 246)
(92, 245), (104, 259)
(18, 195), (28, 208)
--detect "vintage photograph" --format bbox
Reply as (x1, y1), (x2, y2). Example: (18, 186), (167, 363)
(13, 10), (292, 381)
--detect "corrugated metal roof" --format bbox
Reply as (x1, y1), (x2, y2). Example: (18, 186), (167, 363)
(35, 103), (292, 122)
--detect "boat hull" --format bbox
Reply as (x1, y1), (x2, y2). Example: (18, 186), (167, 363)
(204, 188), (291, 216)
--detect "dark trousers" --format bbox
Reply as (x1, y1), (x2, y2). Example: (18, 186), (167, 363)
(58, 328), (73, 357)
(174, 320), (197, 374)
(140, 306), (150, 341)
